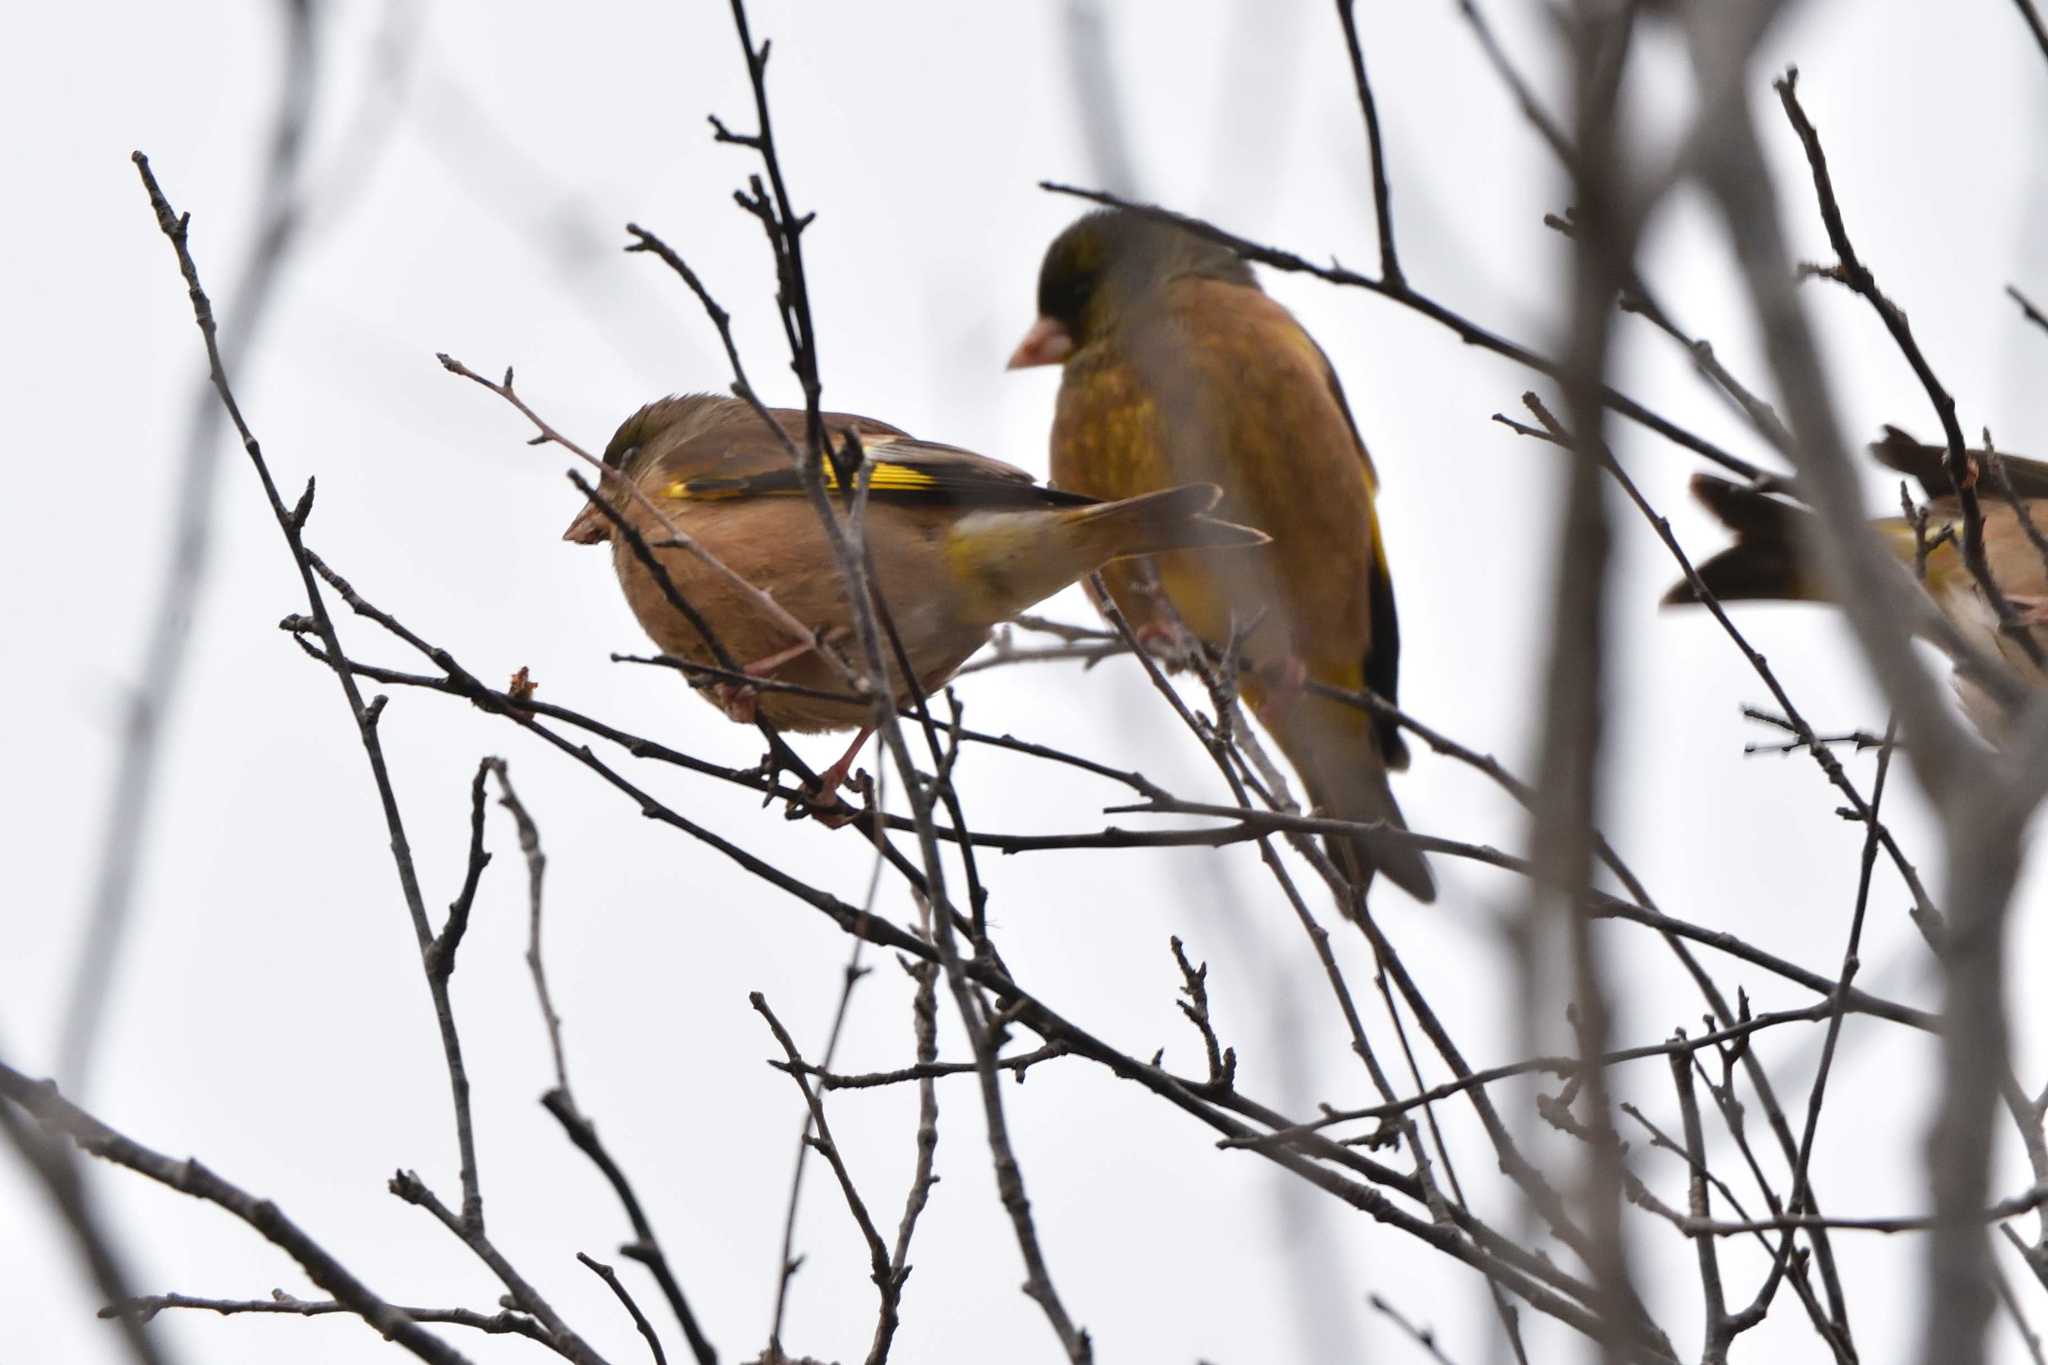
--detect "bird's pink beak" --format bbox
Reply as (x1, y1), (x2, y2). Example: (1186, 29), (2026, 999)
(1006, 316), (1074, 370)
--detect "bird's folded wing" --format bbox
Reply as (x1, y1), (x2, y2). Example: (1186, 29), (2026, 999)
(659, 432), (1095, 510)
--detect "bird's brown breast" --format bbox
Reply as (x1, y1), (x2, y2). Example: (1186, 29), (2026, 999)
(609, 495), (988, 732)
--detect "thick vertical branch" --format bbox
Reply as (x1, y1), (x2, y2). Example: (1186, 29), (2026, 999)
(1920, 790), (2032, 1365)
(64, 0), (319, 1091)
(1521, 7), (1643, 1358)
(1060, 0), (1142, 197)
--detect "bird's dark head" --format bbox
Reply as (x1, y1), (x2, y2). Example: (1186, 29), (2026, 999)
(1007, 207), (1255, 369)
(599, 393), (743, 474)
(563, 393), (738, 543)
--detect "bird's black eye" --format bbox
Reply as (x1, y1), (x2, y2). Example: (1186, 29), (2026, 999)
(1038, 254), (1097, 337)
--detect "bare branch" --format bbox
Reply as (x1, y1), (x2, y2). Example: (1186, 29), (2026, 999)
(2008, 284), (2048, 338)
(541, 1089), (716, 1365)
(0, 1061), (475, 1365)
(101, 1292), (550, 1347)
(750, 994), (899, 1359)
(888, 948), (943, 1280)
(768, 945), (872, 1353)
(579, 1254), (669, 1365)
(1684, 1183), (2048, 1237)
(1368, 1292), (1461, 1364)
(2009, 0), (2048, 66)
(486, 761), (571, 1103)
(1670, 1051), (1731, 1364)
(1334, 0), (1402, 286)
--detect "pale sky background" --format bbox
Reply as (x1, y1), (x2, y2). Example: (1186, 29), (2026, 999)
(5, 2), (2048, 1362)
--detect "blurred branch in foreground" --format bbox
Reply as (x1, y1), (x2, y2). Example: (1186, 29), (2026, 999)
(62, 0), (321, 1093)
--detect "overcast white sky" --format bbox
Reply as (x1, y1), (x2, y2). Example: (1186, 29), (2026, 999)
(7, 1), (2048, 1362)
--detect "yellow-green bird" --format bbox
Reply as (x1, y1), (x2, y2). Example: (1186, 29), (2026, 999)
(1667, 426), (2048, 734)
(564, 393), (1267, 796)
(1009, 209), (1434, 902)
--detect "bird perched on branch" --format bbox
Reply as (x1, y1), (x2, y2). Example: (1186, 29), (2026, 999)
(1666, 426), (2048, 732)
(563, 393), (1267, 800)
(1009, 208), (1434, 903)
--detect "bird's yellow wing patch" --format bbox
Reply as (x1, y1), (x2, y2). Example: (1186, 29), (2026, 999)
(660, 453), (1091, 511)
(660, 461), (941, 500)
(846, 463), (940, 494)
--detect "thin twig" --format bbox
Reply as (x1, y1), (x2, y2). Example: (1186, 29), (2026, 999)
(1671, 1051), (1731, 1364)
(2009, 284), (2048, 338)
(768, 944), (872, 1352)
(487, 761), (574, 1106)
(579, 1254), (669, 1365)
(1776, 69), (2042, 672)
(1683, 1183), (2048, 1236)
(751, 994), (901, 1362)
(887, 936), (943, 1284)
(1334, 0), (1402, 287)
(1369, 1292), (1460, 1364)
(100, 1292), (547, 1345)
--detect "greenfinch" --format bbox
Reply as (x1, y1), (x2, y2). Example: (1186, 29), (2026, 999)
(1667, 427), (2048, 732)
(1009, 209), (1434, 902)
(564, 393), (1267, 792)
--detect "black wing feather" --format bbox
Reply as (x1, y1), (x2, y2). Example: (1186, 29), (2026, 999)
(1317, 346), (1408, 768)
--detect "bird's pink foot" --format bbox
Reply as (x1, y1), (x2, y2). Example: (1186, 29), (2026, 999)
(801, 725), (876, 827)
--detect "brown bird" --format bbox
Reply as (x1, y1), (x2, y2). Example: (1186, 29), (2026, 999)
(1666, 426), (2048, 731)
(1009, 208), (1434, 902)
(564, 393), (1267, 796)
